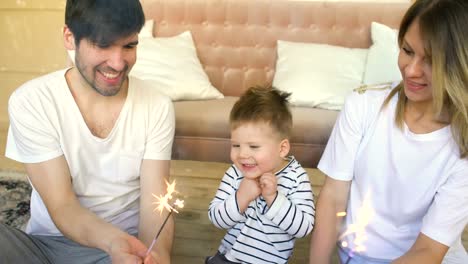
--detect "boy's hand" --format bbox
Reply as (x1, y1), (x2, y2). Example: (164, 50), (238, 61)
(260, 172), (278, 207)
(238, 178), (261, 202)
(236, 178), (261, 213)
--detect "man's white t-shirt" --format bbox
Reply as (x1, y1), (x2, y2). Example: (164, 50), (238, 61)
(319, 88), (468, 263)
(5, 69), (175, 236)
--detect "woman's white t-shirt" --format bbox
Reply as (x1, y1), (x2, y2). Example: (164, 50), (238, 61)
(319, 88), (468, 263)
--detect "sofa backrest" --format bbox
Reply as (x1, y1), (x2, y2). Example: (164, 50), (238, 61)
(142, 0), (409, 96)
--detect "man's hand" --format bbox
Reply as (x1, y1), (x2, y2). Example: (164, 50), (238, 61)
(259, 172), (277, 206)
(109, 234), (155, 264)
(146, 250), (171, 264)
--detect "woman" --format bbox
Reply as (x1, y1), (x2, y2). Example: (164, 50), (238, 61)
(309, 0), (468, 263)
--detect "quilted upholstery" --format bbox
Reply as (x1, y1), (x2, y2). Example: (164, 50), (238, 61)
(140, 0), (409, 167)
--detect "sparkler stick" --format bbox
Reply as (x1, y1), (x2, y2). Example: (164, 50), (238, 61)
(146, 210), (173, 255)
(145, 180), (184, 256)
(344, 256), (352, 264)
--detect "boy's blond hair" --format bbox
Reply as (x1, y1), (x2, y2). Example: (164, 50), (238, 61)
(230, 86), (292, 139)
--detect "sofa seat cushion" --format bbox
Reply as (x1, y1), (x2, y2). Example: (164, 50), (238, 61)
(173, 97), (338, 168)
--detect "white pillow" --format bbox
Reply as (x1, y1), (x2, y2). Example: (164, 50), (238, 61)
(272, 40), (368, 110)
(67, 20), (223, 101)
(130, 20), (223, 100)
(363, 22), (402, 85)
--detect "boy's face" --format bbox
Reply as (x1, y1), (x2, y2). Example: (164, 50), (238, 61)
(66, 27), (139, 96)
(230, 122), (289, 179)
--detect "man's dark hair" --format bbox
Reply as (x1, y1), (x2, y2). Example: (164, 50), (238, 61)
(65, 0), (145, 46)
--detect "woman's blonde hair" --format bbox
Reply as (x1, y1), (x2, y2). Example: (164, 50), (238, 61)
(383, 0), (468, 158)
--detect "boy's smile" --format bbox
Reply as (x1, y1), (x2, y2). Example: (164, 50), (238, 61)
(230, 122), (289, 179)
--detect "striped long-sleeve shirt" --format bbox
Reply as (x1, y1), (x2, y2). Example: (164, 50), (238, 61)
(208, 156), (315, 264)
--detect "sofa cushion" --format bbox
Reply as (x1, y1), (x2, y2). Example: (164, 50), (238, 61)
(273, 40), (368, 110)
(363, 22), (402, 85)
(173, 97), (338, 167)
(130, 21), (224, 101)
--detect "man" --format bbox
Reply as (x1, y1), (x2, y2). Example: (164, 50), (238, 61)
(0, 0), (174, 263)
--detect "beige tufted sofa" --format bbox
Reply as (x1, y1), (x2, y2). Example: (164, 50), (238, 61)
(141, 0), (409, 168)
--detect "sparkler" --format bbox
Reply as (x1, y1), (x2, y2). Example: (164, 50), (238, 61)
(337, 192), (374, 264)
(146, 180), (184, 256)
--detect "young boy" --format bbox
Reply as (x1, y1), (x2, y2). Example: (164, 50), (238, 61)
(207, 86), (316, 264)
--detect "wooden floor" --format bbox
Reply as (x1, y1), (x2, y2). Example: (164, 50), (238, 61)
(0, 148), (466, 263)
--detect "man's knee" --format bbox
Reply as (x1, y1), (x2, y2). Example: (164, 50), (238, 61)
(0, 223), (50, 263)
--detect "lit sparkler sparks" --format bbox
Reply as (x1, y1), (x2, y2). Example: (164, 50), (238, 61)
(146, 180), (184, 256)
(338, 192), (374, 264)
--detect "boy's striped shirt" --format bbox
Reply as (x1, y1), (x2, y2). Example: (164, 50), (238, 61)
(208, 157), (315, 264)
